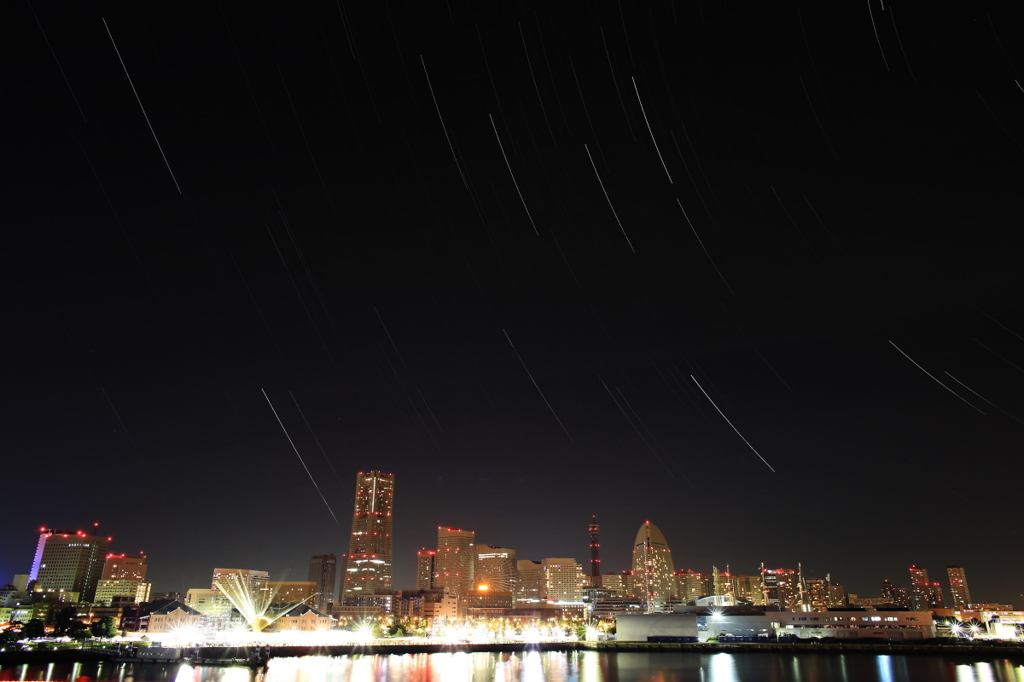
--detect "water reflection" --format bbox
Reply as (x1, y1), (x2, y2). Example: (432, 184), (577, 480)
(4, 652), (1024, 682)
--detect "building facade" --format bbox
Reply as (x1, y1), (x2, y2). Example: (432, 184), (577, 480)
(341, 471), (395, 601)
(543, 558), (583, 603)
(433, 527), (475, 597)
(947, 565), (972, 610)
(308, 554), (337, 611)
(632, 522), (676, 610)
(475, 545), (517, 595)
(29, 528), (110, 603)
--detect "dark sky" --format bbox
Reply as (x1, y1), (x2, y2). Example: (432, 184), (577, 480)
(4, 0), (1023, 607)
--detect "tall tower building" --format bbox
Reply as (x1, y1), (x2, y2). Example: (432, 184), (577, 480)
(341, 471), (395, 602)
(947, 565), (972, 610)
(589, 516), (601, 586)
(676, 570), (709, 604)
(434, 527), (475, 597)
(632, 521), (676, 610)
(102, 554), (148, 581)
(416, 550), (437, 589)
(909, 565), (930, 611)
(308, 554), (337, 611)
(29, 527), (110, 602)
(475, 545), (517, 595)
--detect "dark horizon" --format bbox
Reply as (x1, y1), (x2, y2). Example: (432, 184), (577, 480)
(4, 0), (1022, 609)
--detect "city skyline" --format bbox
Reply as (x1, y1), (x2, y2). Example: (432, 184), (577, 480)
(4, 0), (1022, 611)
(5, 517), (1001, 612)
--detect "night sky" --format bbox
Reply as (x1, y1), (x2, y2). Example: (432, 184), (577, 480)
(5, 0), (1023, 607)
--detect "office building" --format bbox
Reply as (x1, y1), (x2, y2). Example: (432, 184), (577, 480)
(29, 527), (110, 603)
(677, 570), (710, 604)
(947, 565), (972, 610)
(632, 522), (676, 610)
(308, 554), (337, 611)
(736, 575), (764, 605)
(341, 471), (395, 601)
(475, 545), (517, 595)
(434, 527), (475, 597)
(763, 568), (797, 610)
(416, 550), (436, 589)
(516, 560), (544, 602)
(909, 565), (931, 611)
(543, 558), (583, 602)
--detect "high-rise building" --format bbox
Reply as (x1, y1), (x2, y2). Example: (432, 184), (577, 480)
(927, 581), (945, 608)
(763, 568), (797, 610)
(589, 516), (601, 585)
(102, 554), (148, 581)
(341, 471), (394, 601)
(909, 565), (930, 611)
(29, 527), (110, 602)
(632, 522), (676, 610)
(804, 578), (829, 611)
(516, 560), (544, 602)
(308, 554), (337, 611)
(94, 553), (150, 606)
(676, 570), (710, 604)
(947, 566), (972, 610)
(416, 550), (436, 589)
(736, 575), (764, 605)
(542, 558), (583, 602)
(712, 567), (736, 600)
(434, 527), (475, 597)
(475, 545), (517, 596)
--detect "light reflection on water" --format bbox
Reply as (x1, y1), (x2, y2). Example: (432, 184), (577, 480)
(4, 652), (1024, 682)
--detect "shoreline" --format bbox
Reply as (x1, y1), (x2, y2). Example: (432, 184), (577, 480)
(3, 640), (1024, 665)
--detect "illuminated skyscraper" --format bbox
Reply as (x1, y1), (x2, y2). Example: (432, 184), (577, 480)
(341, 471), (395, 601)
(909, 565), (930, 611)
(416, 550), (437, 589)
(676, 570), (710, 604)
(632, 522), (676, 610)
(763, 568), (797, 610)
(434, 527), (475, 597)
(516, 560), (544, 602)
(475, 545), (517, 595)
(29, 527), (110, 602)
(589, 516), (601, 586)
(102, 554), (147, 581)
(308, 554), (337, 611)
(736, 575), (764, 605)
(947, 565), (972, 610)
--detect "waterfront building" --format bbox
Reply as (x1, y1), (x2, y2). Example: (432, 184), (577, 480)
(516, 560), (543, 602)
(475, 545), (517, 595)
(736, 575), (764, 605)
(416, 550), (436, 589)
(184, 588), (234, 620)
(29, 527), (110, 603)
(269, 604), (336, 632)
(632, 522), (676, 610)
(805, 578), (829, 611)
(308, 554), (337, 611)
(144, 600), (204, 633)
(947, 565), (972, 610)
(763, 568), (797, 610)
(433, 527), (474, 598)
(341, 471), (395, 601)
(676, 570), (710, 604)
(543, 557), (583, 602)
(909, 565), (931, 611)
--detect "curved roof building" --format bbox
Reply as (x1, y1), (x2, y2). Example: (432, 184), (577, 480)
(632, 521), (676, 611)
